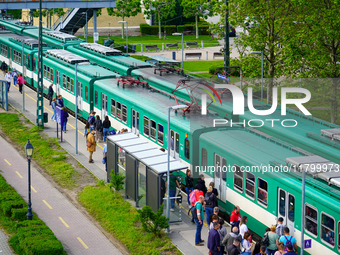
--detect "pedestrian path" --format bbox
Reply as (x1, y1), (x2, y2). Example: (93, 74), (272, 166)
(0, 229), (14, 255)
(0, 135), (123, 255)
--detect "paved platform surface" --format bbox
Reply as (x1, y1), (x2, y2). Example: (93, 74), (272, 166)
(0, 229), (14, 255)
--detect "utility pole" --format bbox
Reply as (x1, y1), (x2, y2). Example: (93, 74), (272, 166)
(37, 0), (44, 127)
(224, 0), (230, 67)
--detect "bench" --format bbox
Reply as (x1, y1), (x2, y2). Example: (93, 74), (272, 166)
(213, 52), (223, 60)
(186, 41), (200, 49)
(166, 43), (179, 50)
(145, 45), (160, 52)
(185, 52), (202, 60)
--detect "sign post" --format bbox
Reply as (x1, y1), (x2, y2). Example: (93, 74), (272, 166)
(55, 106), (64, 142)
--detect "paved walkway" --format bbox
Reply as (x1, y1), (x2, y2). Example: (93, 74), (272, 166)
(0, 229), (14, 255)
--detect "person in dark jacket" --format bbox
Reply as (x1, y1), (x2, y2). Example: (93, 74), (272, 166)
(226, 239), (241, 255)
(57, 95), (64, 107)
(87, 111), (96, 127)
(94, 115), (102, 142)
(195, 174), (207, 195)
(0, 61), (7, 75)
(185, 169), (194, 206)
(208, 222), (220, 255)
(222, 227), (242, 252)
(62, 107), (69, 133)
(205, 186), (218, 225)
(48, 84), (54, 105)
(209, 181), (219, 197)
(102, 115), (111, 142)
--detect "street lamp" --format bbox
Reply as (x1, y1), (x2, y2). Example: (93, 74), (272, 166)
(172, 32), (184, 70)
(81, 12), (88, 43)
(118, 21), (128, 54)
(108, 23), (111, 39)
(251, 51), (264, 101)
(166, 104), (187, 232)
(25, 139), (33, 220)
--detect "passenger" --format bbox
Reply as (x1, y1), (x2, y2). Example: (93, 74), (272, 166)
(48, 84), (54, 105)
(274, 242), (285, 255)
(167, 171), (180, 211)
(95, 115), (103, 142)
(205, 186), (218, 225)
(102, 144), (107, 172)
(57, 95), (64, 107)
(50, 98), (57, 121)
(278, 227), (297, 253)
(208, 222), (221, 255)
(185, 169), (194, 206)
(209, 181), (219, 197)
(266, 225), (279, 255)
(210, 215), (219, 229)
(5, 70), (12, 92)
(87, 111), (96, 127)
(226, 239), (241, 255)
(0, 61), (8, 75)
(222, 226), (242, 252)
(12, 68), (18, 87)
(241, 232), (253, 255)
(195, 174), (207, 195)
(230, 206), (241, 232)
(87, 127), (96, 163)
(284, 244), (296, 255)
(239, 216), (249, 239)
(275, 217), (285, 237)
(84, 122), (90, 138)
(194, 195), (205, 246)
(102, 116), (111, 142)
(17, 74), (23, 94)
(62, 107), (69, 133)
(256, 245), (267, 255)
(217, 218), (227, 255)
(209, 207), (219, 225)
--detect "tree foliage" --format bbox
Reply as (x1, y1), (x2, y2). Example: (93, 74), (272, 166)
(109, 170), (125, 191)
(143, 0), (176, 39)
(107, 0), (141, 38)
(137, 204), (169, 237)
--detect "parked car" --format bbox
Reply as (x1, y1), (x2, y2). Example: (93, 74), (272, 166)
(229, 25), (236, 37)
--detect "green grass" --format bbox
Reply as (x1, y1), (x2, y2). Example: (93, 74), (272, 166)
(78, 183), (181, 255)
(0, 113), (79, 189)
(183, 60), (224, 73)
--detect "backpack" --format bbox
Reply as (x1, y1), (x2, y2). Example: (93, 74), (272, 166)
(190, 202), (200, 220)
(261, 232), (270, 247)
(205, 193), (214, 207)
(284, 235), (293, 252)
(189, 190), (198, 204)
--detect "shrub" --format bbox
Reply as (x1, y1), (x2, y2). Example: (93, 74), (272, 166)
(140, 23), (150, 35)
(209, 64), (220, 75)
(177, 25), (193, 34)
(198, 25), (210, 35)
(11, 207), (28, 221)
(109, 170), (125, 191)
(150, 25), (159, 35)
(164, 25), (177, 35)
(137, 204), (169, 237)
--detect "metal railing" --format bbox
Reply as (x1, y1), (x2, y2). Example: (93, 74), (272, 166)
(51, 9), (72, 30)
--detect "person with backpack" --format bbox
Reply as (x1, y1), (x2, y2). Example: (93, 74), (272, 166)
(278, 227), (297, 254)
(185, 169), (194, 206)
(275, 217), (285, 237)
(274, 242), (285, 255)
(192, 195), (205, 246)
(266, 225), (279, 255)
(87, 111), (96, 127)
(94, 115), (103, 142)
(283, 244), (296, 255)
(222, 226), (242, 252)
(205, 186), (218, 225)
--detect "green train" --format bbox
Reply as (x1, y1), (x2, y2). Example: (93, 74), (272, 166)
(1, 21), (340, 255)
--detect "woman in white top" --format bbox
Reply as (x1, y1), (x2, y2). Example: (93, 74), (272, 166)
(239, 216), (249, 238)
(241, 232), (253, 255)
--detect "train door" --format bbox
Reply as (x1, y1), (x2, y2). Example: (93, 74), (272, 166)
(23, 55), (26, 77)
(170, 130), (179, 159)
(214, 154), (227, 201)
(56, 71), (61, 96)
(278, 188), (295, 236)
(77, 82), (83, 111)
(9, 48), (12, 68)
(131, 109), (139, 135)
(101, 93), (107, 120)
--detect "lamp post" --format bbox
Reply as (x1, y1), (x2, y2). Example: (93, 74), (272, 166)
(167, 104), (187, 232)
(118, 21), (128, 54)
(108, 23), (111, 39)
(251, 51), (264, 101)
(25, 139), (34, 220)
(22, 40), (25, 111)
(81, 12), (88, 43)
(172, 33), (184, 70)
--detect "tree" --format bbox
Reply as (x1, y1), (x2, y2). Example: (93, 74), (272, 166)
(143, 0), (176, 39)
(181, 0), (217, 39)
(229, 0), (293, 104)
(107, 0), (142, 39)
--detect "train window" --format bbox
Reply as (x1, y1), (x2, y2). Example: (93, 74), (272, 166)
(43, 65), (47, 78)
(288, 195), (295, 222)
(202, 148), (207, 168)
(215, 154), (221, 178)
(116, 102), (121, 120)
(122, 105), (127, 123)
(157, 124), (164, 144)
(67, 76), (71, 91)
(1, 44), (7, 56)
(111, 99), (115, 117)
(257, 178), (268, 206)
(71, 79), (74, 93)
(185, 139), (189, 159)
(95, 91), (98, 106)
(222, 158), (227, 181)
(150, 120), (156, 140)
(13, 50), (21, 63)
(56, 71), (60, 86)
(245, 173), (255, 200)
(62, 74), (66, 89)
(305, 204), (318, 237)
(321, 213), (335, 247)
(85, 87), (88, 101)
(233, 165), (243, 192)
(50, 68), (54, 81)
(143, 117), (149, 136)
(279, 190), (286, 216)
